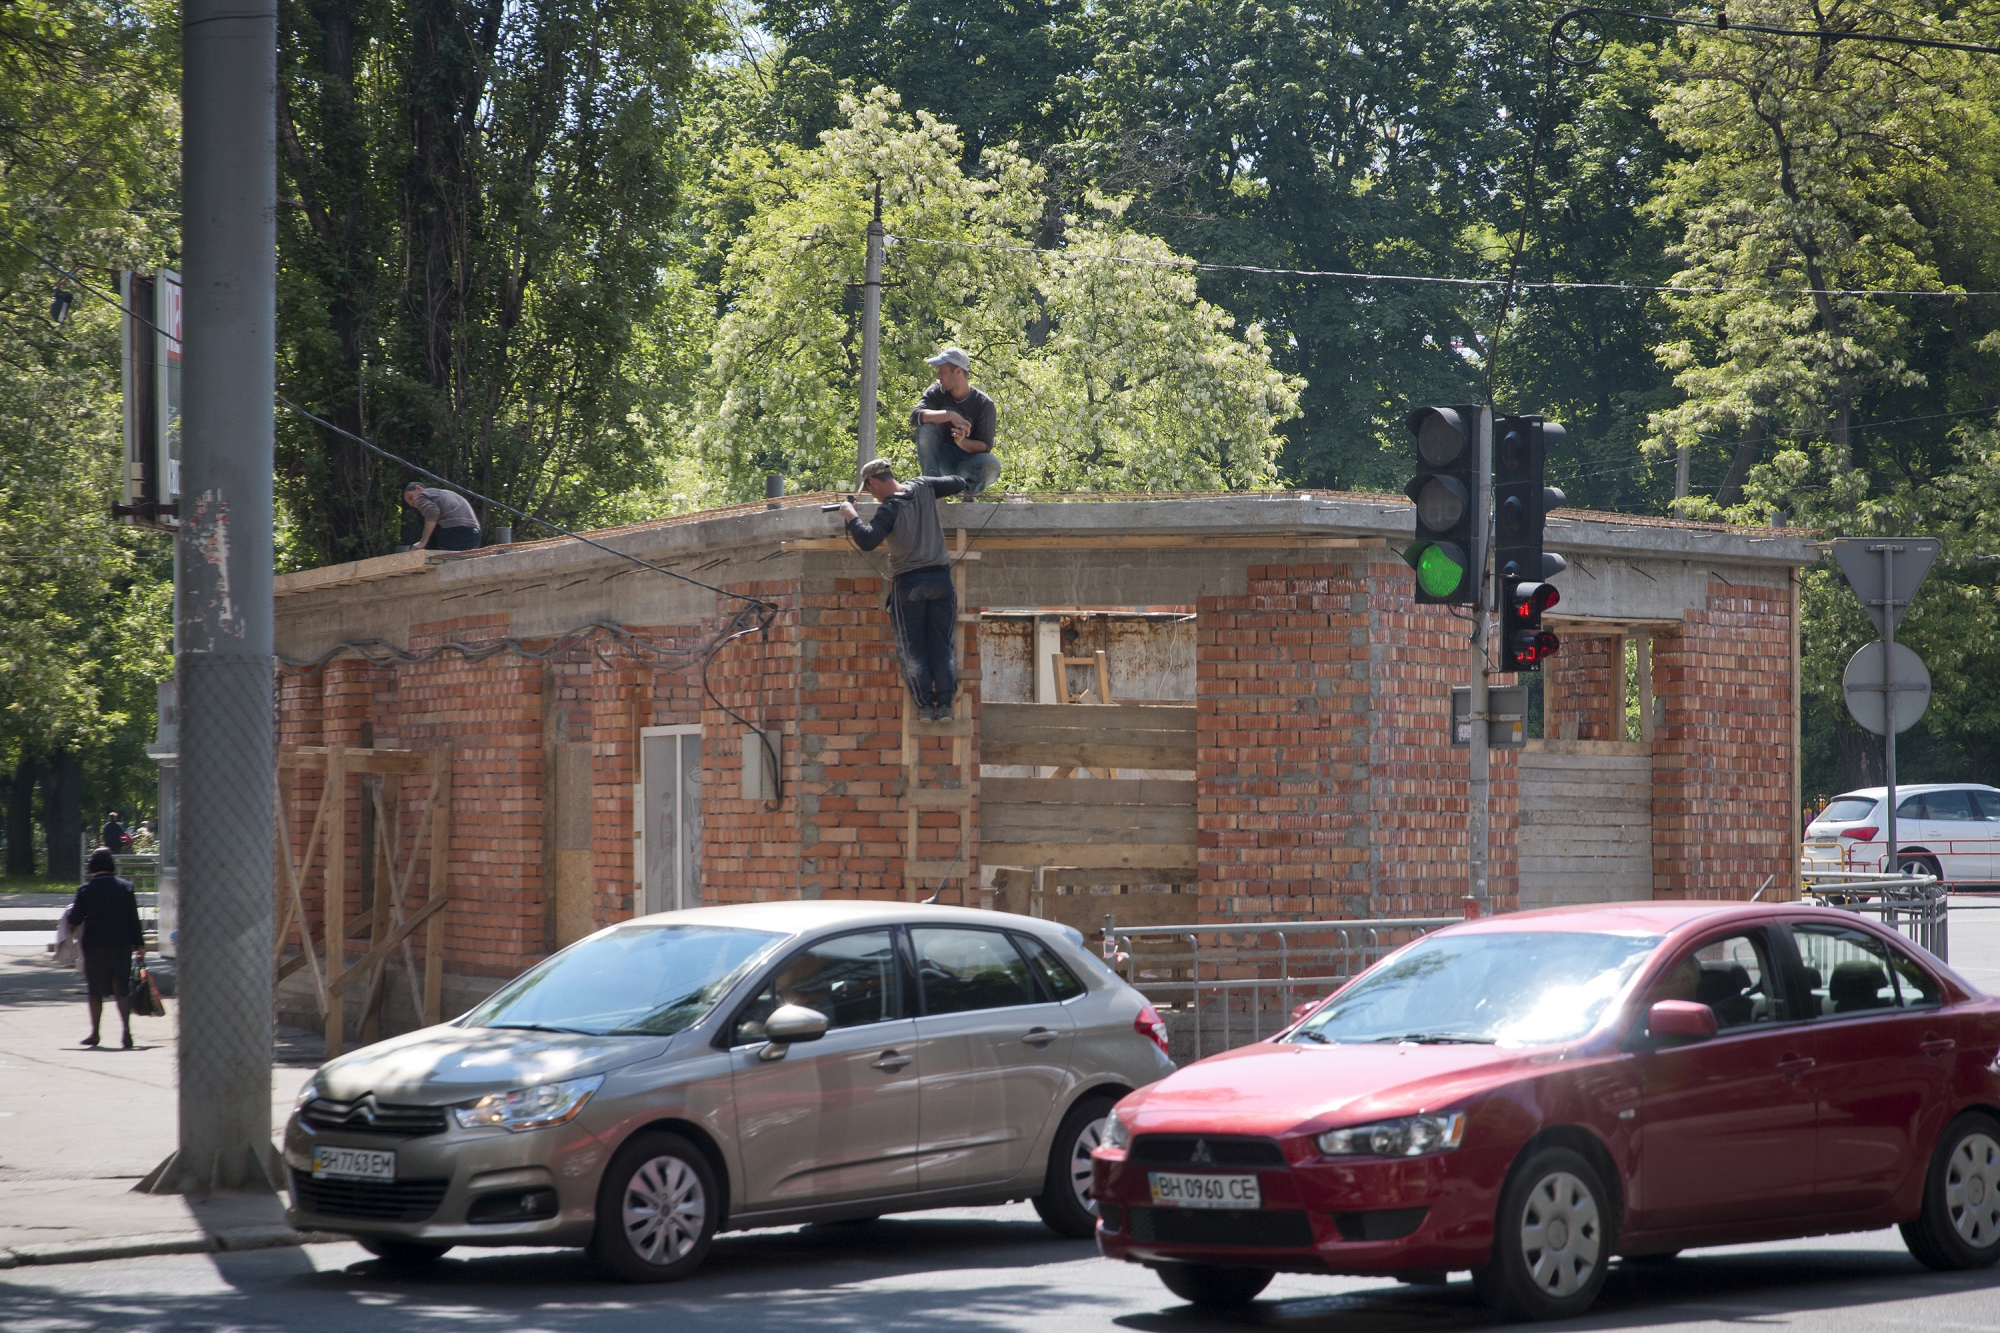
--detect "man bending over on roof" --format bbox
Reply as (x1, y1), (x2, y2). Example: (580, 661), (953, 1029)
(910, 347), (1001, 496)
(403, 481), (482, 551)
(840, 458), (965, 721)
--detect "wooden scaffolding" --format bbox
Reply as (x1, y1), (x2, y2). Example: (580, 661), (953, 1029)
(275, 744), (452, 1057)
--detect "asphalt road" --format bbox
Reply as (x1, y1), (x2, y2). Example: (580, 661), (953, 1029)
(6, 1211), (2000, 1333)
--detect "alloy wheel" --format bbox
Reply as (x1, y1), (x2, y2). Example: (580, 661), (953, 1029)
(1518, 1169), (1601, 1297)
(1067, 1113), (1109, 1217)
(621, 1154), (707, 1265)
(1946, 1132), (2000, 1249)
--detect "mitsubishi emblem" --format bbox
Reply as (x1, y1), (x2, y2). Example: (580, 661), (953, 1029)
(1190, 1139), (1212, 1164)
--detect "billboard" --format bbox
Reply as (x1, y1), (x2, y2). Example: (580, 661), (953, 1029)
(117, 269), (181, 529)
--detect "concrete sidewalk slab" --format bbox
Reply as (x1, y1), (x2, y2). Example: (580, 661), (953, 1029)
(0, 950), (332, 1268)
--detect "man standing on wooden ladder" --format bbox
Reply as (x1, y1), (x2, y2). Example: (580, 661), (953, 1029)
(841, 458), (965, 721)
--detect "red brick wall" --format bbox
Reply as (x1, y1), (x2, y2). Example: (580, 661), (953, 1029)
(1653, 580), (1796, 899)
(1546, 635), (1624, 741)
(1195, 552), (1517, 924)
(699, 581), (805, 903)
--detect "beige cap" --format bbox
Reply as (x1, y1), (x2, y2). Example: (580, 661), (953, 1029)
(859, 458), (896, 484)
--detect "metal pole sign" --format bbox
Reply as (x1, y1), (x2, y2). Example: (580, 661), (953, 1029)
(1831, 538), (1939, 876)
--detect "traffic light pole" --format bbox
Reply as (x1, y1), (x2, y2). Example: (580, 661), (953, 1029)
(1469, 406), (1492, 914)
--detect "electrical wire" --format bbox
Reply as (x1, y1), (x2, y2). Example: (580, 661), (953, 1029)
(886, 233), (2000, 300)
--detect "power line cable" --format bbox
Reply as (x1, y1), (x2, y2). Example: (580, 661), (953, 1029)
(887, 233), (2000, 300)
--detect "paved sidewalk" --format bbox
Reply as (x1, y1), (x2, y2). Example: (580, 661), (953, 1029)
(0, 946), (330, 1269)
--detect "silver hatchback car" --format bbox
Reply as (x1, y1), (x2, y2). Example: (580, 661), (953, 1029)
(283, 901), (1173, 1280)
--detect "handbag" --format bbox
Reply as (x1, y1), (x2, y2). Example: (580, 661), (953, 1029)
(133, 967), (167, 1018)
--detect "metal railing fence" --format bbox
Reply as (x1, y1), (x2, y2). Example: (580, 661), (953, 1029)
(1799, 869), (1948, 961)
(1103, 914), (1462, 1059)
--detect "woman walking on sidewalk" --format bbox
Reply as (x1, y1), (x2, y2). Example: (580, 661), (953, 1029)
(66, 849), (145, 1049)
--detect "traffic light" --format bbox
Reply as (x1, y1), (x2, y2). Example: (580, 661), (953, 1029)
(1404, 405), (1483, 604)
(1491, 414), (1569, 584)
(1500, 576), (1562, 671)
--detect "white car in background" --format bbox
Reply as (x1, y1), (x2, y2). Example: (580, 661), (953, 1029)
(1803, 783), (2000, 885)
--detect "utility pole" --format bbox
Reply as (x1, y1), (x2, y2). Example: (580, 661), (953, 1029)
(1468, 406), (1493, 912)
(1880, 544), (1900, 872)
(856, 189), (884, 479)
(1675, 444), (1690, 505)
(146, 0), (280, 1194)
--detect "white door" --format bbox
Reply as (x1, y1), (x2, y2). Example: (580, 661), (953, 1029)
(1919, 788), (1988, 882)
(639, 727), (701, 914)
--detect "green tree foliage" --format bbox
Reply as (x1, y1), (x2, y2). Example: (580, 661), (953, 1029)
(685, 89), (1299, 502)
(0, 1), (177, 873)
(276, 0), (721, 565)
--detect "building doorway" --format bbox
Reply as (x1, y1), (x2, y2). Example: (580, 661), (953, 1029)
(639, 726), (702, 915)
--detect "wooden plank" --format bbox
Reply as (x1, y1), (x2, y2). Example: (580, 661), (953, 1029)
(280, 746), (434, 775)
(984, 701), (1195, 739)
(980, 778), (1197, 806)
(982, 805), (1195, 838)
(324, 748), (347, 1058)
(909, 787), (974, 807)
(1038, 891), (1198, 932)
(779, 535), (1383, 554)
(905, 859), (976, 880)
(978, 840), (1196, 871)
(981, 741), (1196, 769)
(326, 893), (450, 999)
(425, 751), (451, 1025)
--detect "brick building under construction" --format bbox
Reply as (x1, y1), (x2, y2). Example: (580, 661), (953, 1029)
(269, 492), (1816, 1033)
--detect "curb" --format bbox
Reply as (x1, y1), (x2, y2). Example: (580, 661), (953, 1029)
(0, 1228), (343, 1270)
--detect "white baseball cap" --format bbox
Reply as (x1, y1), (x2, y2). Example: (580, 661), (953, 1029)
(926, 347), (971, 371)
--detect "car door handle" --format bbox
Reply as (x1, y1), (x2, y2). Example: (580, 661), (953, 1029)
(1776, 1054), (1816, 1078)
(1920, 1034), (1957, 1058)
(870, 1051), (911, 1072)
(1021, 1027), (1058, 1047)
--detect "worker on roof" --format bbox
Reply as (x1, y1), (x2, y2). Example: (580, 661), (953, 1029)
(910, 347), (1001, 496)
(840, 459), (965, 722)
(403, 480), (482, 551)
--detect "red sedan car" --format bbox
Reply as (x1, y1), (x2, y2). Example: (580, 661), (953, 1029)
(1093, 902), (2000, 1316)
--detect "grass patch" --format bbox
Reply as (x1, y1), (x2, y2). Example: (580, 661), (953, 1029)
(0, 874), (78, 895)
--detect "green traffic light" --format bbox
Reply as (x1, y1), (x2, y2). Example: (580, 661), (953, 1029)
(1417, 542), (1466, 599)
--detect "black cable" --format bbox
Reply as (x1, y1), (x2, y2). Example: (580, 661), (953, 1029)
(1550, 6), (2000, 66)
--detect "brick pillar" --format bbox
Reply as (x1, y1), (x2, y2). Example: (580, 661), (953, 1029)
(797, 576), (905, 899)
(1652, 580), (1797, 899)
(1545, 635), (1622, 741)
(699, 582), (803, 903)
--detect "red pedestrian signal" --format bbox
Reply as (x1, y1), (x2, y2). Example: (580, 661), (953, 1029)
(1501, 578), (1561, 671)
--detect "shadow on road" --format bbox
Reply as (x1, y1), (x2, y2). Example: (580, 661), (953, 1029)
(1118, 1244), (2000, 1329)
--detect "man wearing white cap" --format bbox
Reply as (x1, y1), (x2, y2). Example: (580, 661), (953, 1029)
(910, 347), (1001, 495)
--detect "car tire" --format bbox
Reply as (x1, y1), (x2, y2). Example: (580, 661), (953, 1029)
(1478, 1145), (1614, 1321)
(1900, 1111), (2000, 1271)
(589, 1130), (720, 1283)
(1154, 1262), (1274, 1309)
(357, 1237), (451, 1266)
(1900, 854), (1943, 884)
(1033, 1092), (1120, 1238)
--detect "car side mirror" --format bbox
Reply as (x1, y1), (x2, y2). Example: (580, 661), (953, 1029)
(758, 1004), (830, 1060)
(1647, 1000), (1717, 1042)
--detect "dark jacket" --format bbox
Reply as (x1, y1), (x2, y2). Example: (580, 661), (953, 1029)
(68, 874), (143, 955)
(845, 476), (967, 579)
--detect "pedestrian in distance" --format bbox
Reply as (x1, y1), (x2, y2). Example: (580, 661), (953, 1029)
(402, 480), (482, 551)
(910, 347), (1001, 496)
(100, 809), (128, 852)
(840, 458), (965, 721)
(66, 848), (146, 1049)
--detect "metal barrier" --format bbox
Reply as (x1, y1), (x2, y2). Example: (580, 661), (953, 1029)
(1800, 868), (1948, 961)
(1104, 915), (1462, 1059)
(114, 854), (160, 897)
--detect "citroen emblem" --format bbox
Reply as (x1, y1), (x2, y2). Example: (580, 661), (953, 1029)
(1190, 1139), (1212, 1164)
(359, 1096), (378, 1125)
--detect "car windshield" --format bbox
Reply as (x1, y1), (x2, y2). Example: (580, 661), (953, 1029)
(463, 924), (780, 1037)
(1814, 797), (1878, 824)
(1289, 930), (1663, 1047)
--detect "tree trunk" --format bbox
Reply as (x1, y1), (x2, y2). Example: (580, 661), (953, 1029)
(1834, 715), (1884, 791)
(5, 754), (36, 877)
(1715, 416), (1765, 510)
(41, 748), (82, 882)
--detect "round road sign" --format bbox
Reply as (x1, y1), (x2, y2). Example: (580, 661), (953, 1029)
(1842, 641), (1930, 736)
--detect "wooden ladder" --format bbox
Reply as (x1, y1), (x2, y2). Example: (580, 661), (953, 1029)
(902, 529), (983, 904)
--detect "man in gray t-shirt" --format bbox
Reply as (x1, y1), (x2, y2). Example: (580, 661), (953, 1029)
(841, 459), (967, 721)
(403, 481), (482, 551)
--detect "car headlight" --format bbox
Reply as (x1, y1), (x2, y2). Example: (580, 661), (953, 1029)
(295, 1075), (323, 1109)
(452, 1075), (604, 1132)
(1317, 1111), (1465, 1158)
(1101, 1109), (1131, 1151)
